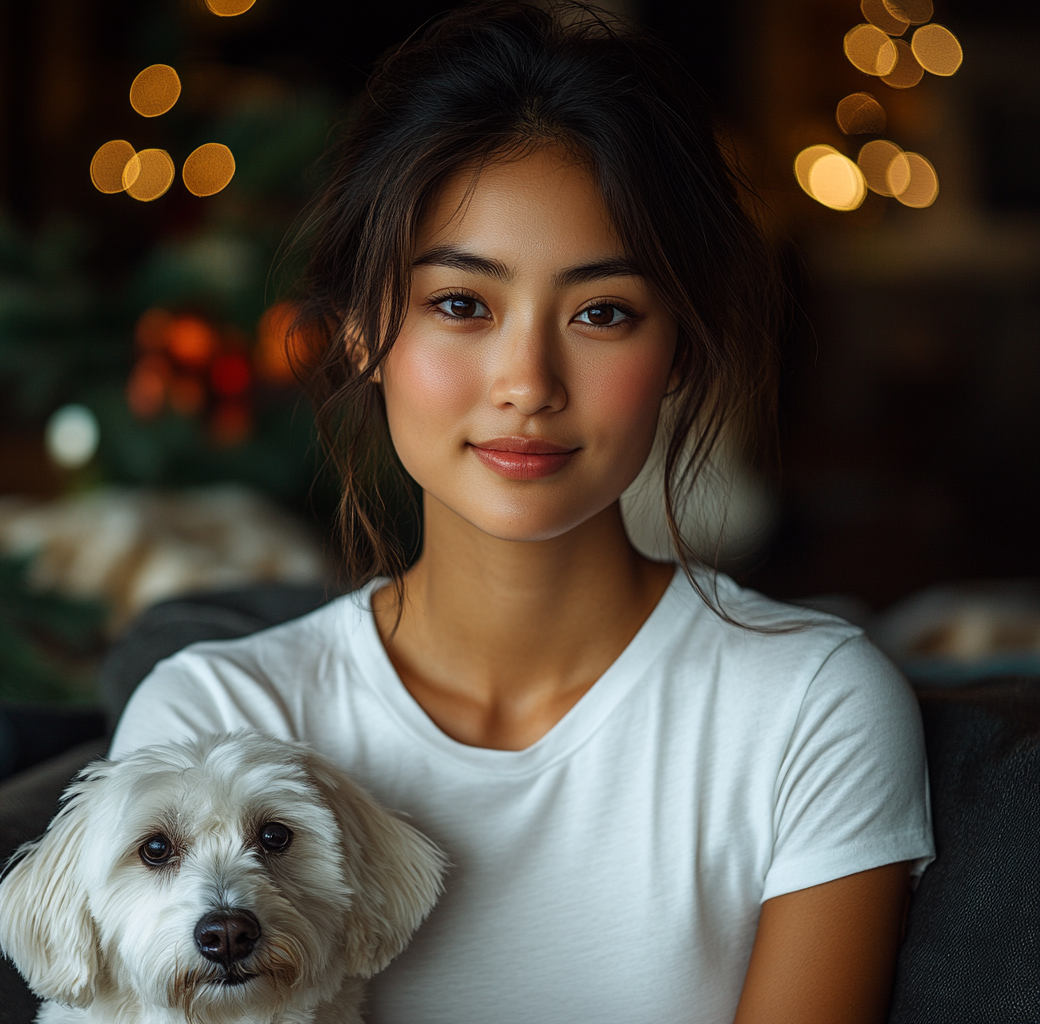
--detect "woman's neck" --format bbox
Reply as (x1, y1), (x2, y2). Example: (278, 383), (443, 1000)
(371, 497), (674, 750)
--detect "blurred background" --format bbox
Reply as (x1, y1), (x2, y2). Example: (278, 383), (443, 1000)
(0, 0), (1037, 767)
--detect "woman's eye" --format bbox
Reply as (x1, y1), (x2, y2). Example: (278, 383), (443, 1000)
(258, 822), (293, 852)
(435, 296), (489, 320)
(139, 834), (173, 866)
(575, 304), (629, 327)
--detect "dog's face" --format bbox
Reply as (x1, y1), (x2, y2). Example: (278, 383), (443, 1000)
(0, 734), (444, 1022)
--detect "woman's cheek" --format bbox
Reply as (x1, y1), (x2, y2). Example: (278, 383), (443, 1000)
(383, 333), (482, 476)
(578, 345), (671, 436)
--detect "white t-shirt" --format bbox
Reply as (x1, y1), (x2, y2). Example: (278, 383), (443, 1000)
(111, 571), (934, 1024)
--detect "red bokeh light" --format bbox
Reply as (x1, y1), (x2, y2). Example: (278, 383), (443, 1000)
(166, 315), (220, 369)
(255, 302), (319, 384)
(126, 353), (171, 418)
(210, 353), (251, 396)
(168, 375), (206, 416)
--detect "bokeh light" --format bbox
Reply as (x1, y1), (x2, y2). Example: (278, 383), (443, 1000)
(126, 353), (171, 419)
(844, 24), (898, 76)
(45, 405), (100, 469)
(836, 92), (887, 134)
(168, 376), (206, 417)
(205, 0), (258, 15)
(123, 149), (176, 202)
(90, 140), (138, 194)
(885, 150), (912, 195)
(135, 308), (174, 350)
(129, 64), (182, 118)
(858, 139), (904, 195)
(882, 0), (933, 25)
(256, 304), (297, 384)
(182, 143), (237, 197)
(166, 315), (221, 368)
(211, 353), (251, 398)
(891, 151), (940, 207)
(794, 144), (839, 194)
(881, 39), (925, 89)
(861, 0), (908, 36)
(912, 24), (964, 76)
(808, 153), (868, 211)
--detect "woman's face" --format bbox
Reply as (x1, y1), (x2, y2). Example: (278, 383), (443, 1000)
(381, 146), (678, 543)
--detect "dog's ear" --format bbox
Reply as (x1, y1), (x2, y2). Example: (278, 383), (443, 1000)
(0, 769), (103, 1007)
(305, 755), (446, 978)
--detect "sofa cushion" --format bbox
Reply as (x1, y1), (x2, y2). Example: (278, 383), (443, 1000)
(888, 677), (1040, 1023)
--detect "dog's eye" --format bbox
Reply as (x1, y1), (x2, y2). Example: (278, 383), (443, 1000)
(258, 822), (293, 852)
(139, 834), (173, 866)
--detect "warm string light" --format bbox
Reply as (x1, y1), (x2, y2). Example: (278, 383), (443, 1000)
(836, 92), (887, 134)
(89, 5), (253, 201)
(884, 0), (933, 25)
(796, 0), (959, 211)
(89, 140), (138, 193)
(204, 0), (257, 15)
(129, 64), (182, 117)
(123, 149), (176, 202)
(881, 40), (925, 89)
(182, 143), (236, 197)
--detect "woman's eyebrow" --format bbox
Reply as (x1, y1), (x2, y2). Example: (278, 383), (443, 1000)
(413, 245), (511, 280)
(412, 245), (643, 287)
(553, 258), (643, 287)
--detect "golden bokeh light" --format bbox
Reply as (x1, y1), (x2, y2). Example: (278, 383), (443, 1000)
(794, 144), (839, 194)
(886, 151), (912, 195)
(836, 92), (887, 134)
(882, 0), (933, 26)
(123, 148), (175, 202)
(858, 139), (904, 195)
(205, 0), (258, 15)
(182, 143), (237, 197)
(860, 0), (908, 36)
(911, 24), (964, 76)
(881, 39), (925, 89)
(891, 151), (939, 207)
(129, 64), (182, 118)
(844, 24), (898, 76)
(90, 140), (138, 194)
(808, 153), (867, 211)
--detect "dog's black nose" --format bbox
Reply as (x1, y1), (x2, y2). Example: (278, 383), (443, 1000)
(193, 909), (261, 963)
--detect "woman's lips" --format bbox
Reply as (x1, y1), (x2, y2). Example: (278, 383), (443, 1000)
(469, 437), (579, 480)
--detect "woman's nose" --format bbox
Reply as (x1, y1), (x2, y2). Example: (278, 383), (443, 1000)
(488, 323), (567, 416)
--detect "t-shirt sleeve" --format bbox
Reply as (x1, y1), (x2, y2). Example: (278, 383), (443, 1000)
(109, 645), (298, 758)
(761, 633), (935, 902)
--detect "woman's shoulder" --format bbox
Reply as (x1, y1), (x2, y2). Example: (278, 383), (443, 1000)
(657, 569), (912, 719)
(142, 588), (372, 686)
(109, 586), (380, 756)
(665, 568), (867, 667)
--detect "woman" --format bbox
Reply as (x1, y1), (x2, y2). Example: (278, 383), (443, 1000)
(112, 3), (934, 1021)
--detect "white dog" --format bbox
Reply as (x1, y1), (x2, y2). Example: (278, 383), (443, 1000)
(0, 732), (446, 1024)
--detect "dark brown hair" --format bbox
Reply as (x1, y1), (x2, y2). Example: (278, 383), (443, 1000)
(294, 0), (781, 604)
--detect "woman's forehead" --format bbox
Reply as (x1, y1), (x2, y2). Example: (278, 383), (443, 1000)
(414, 147), (626, 273)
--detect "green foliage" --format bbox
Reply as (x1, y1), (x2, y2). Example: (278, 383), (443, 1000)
(0, 554), (107, 704)
(0, 91), (339, 514)
(0, 218), (127, 417)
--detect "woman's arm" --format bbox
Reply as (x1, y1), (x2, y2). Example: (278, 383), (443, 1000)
(733, 862), (911, 1024)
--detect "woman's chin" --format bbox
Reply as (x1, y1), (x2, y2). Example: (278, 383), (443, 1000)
(430, 493), (624, 547)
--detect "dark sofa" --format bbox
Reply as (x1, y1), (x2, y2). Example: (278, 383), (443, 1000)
(1, 587), (1038, 1024)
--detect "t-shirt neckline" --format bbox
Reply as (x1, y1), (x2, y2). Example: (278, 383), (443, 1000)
(343, 567), (691, 775)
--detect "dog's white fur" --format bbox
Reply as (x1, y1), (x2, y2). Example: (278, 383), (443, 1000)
(0, 733), (445, 1024)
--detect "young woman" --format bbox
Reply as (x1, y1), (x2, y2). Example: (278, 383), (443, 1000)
(112, 4), (934, 1021)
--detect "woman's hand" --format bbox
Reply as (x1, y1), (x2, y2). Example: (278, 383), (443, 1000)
(733, 861), (911, 1024)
